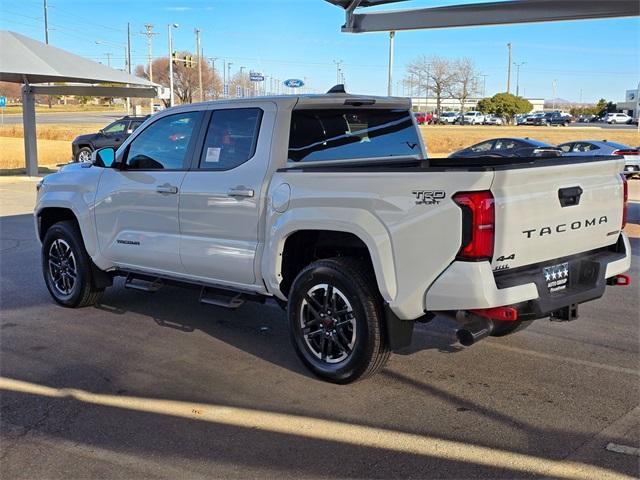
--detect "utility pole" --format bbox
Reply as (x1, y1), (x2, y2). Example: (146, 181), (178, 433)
(513, 62), (526, 96)
(481, 74), (488, 97)
(506, 42), (512, 94)
(168, 23), (179, 107)
(552, 79), (558, 110)
(140, 24), (157, 82)
(387, 31), (395, 96)
(195, 28), (203, 102)
(333, 60), (343, 85)
(105, 53), (112, 68)
(208, 57), (218, 98)
(227, 62), (233, 96)
(126, 23), (132, 74)
(43, 0), (49, 43)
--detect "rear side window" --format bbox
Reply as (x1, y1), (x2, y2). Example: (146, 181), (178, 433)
(288, 109), (420, 163)
(199, 108), (262, 170)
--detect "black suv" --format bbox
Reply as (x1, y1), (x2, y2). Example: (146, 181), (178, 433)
(71, 116), (148, 162)
(527, 112), (570, 127)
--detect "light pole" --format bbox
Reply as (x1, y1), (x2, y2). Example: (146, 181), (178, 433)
(240, 66), (245, 97)
(208, 57), (218, 98)
(513, 62), (526, 97)
(227, 62), (233, 97)
(552, 79), (558, 110)
(194, 28), (203, 102)
(168, 23), (179, 107)
(333, 60), (343, 85)
(387, 31), (395, 96)
(506, 42), (512, 94)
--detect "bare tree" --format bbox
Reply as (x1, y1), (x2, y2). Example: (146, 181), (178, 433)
(406, 55), (454, 116)
(135, 53), (221, 105)
(447, 58), (481, 123)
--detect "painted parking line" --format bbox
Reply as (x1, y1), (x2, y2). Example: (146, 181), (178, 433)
(0, 376), (632, 480)
(606, 443), (640, 456)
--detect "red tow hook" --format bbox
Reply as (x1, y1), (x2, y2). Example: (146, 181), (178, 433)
(607, 274), (631, 286)
(470, 306), (518, 322)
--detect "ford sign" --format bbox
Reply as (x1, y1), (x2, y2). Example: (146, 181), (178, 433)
(284, 78), (304, 88)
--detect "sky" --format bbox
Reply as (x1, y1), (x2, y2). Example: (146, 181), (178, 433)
(1, 0), (639, 102)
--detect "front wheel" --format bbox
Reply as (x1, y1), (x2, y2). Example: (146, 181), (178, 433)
(75, 147), (92, 163)
(42, 221), (104, 307)
(287, 258), (390, 383)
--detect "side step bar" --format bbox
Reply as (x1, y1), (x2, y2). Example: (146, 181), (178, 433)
(124, 274), (164, 292)
(199, 286), (245, 309)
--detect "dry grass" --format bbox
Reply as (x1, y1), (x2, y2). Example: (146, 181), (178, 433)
(0, 137), (72, 173)
(0, 124), (103, 142)
(422, 125), (640, 157)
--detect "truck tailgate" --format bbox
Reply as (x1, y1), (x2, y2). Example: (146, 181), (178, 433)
(490, 157), (625, 271)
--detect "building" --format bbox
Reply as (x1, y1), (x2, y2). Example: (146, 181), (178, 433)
(616, 86), (640, 120)
(410, 96), (544, 114)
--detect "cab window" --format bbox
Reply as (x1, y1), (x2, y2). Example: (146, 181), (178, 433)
(199, 108), (262, 170)
(103, 121), (127, 135)
(471, 140), (495, 153)
(125, 112), (200, 170)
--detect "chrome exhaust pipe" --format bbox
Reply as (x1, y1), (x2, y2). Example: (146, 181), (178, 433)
(456, 316), (494, 346)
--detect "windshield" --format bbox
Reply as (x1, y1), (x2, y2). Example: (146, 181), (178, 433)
(288, 109), (421, 163)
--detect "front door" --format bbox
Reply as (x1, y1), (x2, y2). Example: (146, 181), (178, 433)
(94, 110), (202, 274)
(179, 104), (275, 287)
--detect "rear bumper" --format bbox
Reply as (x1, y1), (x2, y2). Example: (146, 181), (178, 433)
(424, 234), (630, 317)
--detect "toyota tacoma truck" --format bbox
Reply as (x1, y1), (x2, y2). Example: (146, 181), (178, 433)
(35, 87), (632, 383)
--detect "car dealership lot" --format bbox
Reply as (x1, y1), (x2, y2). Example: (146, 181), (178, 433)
(1, 177), (638, 479)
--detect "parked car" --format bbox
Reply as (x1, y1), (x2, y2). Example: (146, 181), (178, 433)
(449, 137), (563, 158)
(35, 90), (630, 383)
(484, 115), (504, 126)
(414, 112), (434, 125)
(603, 113), (633, 125)
(558, 140), (640, 177)
(439, 111), (459, 124)
(71, 116), (149, 162)
(457, 111), (485, 125)
(577, 114), (596, 123)
(526, 112), (570, 126)
(515, 114), (530, 125)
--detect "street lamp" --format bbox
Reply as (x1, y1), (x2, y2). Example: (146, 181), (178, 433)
(227, 62), (233, 97)
(168, 23), (179, 107)
(240, 66), (245, 97)
(513, 62), (526, 97)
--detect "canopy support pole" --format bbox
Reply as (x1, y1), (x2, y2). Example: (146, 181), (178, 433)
(22, 83), (38, 177)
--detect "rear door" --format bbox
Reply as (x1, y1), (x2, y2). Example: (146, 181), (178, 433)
(95, 110), (202, 274)
(179, 103), (275, 286)
(491, 157), (625, 271)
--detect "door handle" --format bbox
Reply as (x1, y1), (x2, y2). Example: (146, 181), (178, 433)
(227, 187), (254, 198)
(156, 184), (178, 194)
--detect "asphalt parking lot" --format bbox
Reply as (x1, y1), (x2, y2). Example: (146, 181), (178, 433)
(1, 177), (638, 479)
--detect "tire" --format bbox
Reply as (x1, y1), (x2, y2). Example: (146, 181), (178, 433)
(42, 220), (104, 307)
(75, 147), (92, 163)
(563, 121), (569, 127)
(287, 257), (390, 384)
(490, 319), (533, 337)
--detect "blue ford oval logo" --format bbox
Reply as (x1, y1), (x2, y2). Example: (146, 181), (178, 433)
(284, 79), (304, 88)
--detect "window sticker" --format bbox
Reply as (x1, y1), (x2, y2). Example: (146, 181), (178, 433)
(205, 147), (221, 163)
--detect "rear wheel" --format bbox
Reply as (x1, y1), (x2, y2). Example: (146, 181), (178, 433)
(288, 257), (390, 383)
(42, 221), (104, 307)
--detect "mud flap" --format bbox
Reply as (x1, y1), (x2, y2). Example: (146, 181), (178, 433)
(383, 304), (415, 350)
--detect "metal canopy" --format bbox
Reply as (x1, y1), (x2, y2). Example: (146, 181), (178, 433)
(0, 30), (158, 176)
(0, 30), (154, 86)
(328, 0), (640, 33)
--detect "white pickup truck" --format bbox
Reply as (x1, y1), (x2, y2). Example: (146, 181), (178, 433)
(35, 88), (631, 383)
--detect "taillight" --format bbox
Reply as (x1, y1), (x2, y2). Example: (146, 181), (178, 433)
(613, 150), (640, 156)
(621, 174), (628, 229)
(453, 190), (495, 261)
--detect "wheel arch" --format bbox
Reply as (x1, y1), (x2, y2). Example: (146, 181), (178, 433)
(263, 211), (397, 304)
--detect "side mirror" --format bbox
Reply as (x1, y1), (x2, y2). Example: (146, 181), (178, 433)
(91, 147), (117, 168)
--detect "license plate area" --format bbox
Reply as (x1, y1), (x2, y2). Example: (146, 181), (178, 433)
(543, 262), (569, 293)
